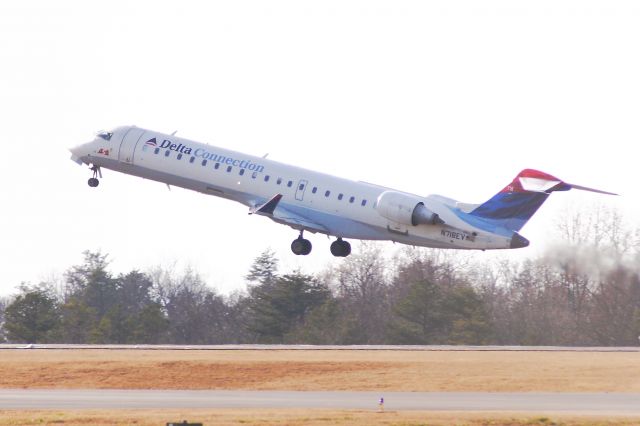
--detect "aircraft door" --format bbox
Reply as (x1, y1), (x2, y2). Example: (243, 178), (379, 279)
(118, 127), (146, 164)
(295, 179), (308, 201)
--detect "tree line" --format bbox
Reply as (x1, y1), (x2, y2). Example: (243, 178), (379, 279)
(1, 207), (639, 346)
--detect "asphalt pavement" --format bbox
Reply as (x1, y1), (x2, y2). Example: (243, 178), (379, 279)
(1, 390), (639, 414)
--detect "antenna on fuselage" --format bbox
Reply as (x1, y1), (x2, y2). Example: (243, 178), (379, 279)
(171, 130), (177, 136)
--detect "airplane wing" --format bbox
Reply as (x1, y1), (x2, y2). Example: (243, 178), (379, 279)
(271, 206), (330, 234)
(249, 194), (328, 233)
(249, 193), (283, 215)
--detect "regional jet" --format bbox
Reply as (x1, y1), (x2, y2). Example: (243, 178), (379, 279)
(70, 126), (615, 257)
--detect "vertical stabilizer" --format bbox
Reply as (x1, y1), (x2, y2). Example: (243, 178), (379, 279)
(469, 169), (571, 231)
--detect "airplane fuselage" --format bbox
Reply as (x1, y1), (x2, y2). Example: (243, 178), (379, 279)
(70, 126), (528, 255)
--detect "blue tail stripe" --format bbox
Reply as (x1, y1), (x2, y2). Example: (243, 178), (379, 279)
(470, 192), (549, 232)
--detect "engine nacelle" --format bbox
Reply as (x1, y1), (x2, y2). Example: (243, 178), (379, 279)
(375, 191), (444, 226)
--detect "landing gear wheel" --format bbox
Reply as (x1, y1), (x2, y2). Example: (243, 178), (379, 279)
(330, 238), (351, 257)
(87, 165), (102, 188)
(291, 230), (312, 256)
(291, 238), (312, 255)
(301, 239), (312, 255)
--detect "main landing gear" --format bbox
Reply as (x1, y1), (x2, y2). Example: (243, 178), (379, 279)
(330, 238), (351, 257)
(291, 231), (312, 256)
(290, 232), (352, 257)
(87, 165), (102, 187)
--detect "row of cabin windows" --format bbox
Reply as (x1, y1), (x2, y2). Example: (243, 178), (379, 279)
(311, 186), (364, 205)
(153, 147), (368, 207)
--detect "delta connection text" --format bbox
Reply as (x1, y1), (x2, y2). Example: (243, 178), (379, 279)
(158, 139), (265, 173)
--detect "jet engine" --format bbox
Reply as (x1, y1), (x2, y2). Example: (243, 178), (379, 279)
(375, 191), (444, 226)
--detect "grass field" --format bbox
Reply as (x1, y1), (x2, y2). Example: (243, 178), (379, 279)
(1, 409), (640, 426)
(1, 349), (640, 425)
(0, 349), (639, 392)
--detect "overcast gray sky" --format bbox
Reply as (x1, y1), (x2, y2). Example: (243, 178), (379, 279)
(0, 0), (637, 296)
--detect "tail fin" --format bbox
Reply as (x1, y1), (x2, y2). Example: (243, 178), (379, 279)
(470, 169), (616, 232)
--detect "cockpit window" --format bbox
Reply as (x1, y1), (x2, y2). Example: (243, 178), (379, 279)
(97, 131), (113, 141)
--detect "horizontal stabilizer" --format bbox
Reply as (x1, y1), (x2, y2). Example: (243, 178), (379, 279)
(567, 183), (618, 196)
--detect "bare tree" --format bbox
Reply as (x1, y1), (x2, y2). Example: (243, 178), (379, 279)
(555, 203), (638, 254)
(330, 242), (391, 343)
(150, 265), (231, 344)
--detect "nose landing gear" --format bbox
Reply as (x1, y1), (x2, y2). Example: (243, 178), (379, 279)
(291, 230), (312, 256)
(87, 165), (102, 187)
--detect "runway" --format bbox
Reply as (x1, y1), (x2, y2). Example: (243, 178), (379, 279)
(1, 344), (639, 351)
(1, 390), (639, 414)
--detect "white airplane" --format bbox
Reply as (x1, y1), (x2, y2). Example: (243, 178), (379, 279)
(70, 126), (615, 257)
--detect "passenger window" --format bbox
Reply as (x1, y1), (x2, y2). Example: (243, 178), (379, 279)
(201, 159), (207, 166)
(312, 187), (317, 194)
(287, 181), (293, 188)
(277, 178), (282, 185)
(349, 196), (355, 203)
(227, 166), (232, 172)
(299, 183), (305, 191)
(165, 150), (170, 157)
(264, 175), (270, 182)
(215, 163), (220, 169)
(189, 157), (195, 163)
(338, 193), (343, 201)
(361, 199), (367, 207)
(325, 190), (331, 197)
(252, 172), (258, 179)
(177, 153), (182, 160)
(239, 169), (245, 176)
(154, 148), (160, 155)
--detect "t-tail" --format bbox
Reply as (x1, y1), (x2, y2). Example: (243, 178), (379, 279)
(469, 169), (617, 246)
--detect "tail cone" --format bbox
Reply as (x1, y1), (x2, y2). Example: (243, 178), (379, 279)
(510, 233), (530, 249)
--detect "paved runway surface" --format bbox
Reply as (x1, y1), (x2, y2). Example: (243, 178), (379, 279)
(1, 343), (639, 351)
(2, 390), (640, 414)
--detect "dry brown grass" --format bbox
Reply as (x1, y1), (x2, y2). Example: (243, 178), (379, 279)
(1, 409), (639, 426)
(0, 349), (640, 392)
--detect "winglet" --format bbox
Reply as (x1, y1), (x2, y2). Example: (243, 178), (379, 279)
(250, 194), (283, 216)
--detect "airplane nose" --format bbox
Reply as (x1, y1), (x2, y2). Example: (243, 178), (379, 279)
(510, 232), (530, 249)
(69, 142), (91, 165)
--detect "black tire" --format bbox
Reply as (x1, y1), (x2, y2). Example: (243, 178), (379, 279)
(291, 238), (311, 255)
(301, 239), (312, 255)
(330, 242), (342, 256)
(291, 239), (303, 255)
(341, 240), (351, 257)
(330, 239), (351, 257)
(88, 178), (99, 187)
